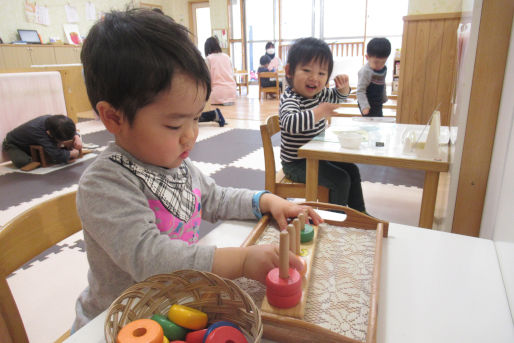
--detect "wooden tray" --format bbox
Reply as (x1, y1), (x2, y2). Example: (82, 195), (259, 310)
(240, 202), (388, 343)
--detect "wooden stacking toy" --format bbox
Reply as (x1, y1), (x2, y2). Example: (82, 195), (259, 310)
(265, 230), (302, 308)
(117, 318), (164, 343)
(151, 314), (187, 341)
(298, 212), (314, 243)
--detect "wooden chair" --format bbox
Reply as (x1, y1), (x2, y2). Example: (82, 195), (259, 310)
(260, 115), (329, 202)
(258, 72), (281, 100)
(0, 190), (82, 343)
(234, 69), (249, 95)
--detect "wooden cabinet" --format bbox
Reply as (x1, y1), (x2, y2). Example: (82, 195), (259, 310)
(0, 44), (82, 69)
(54, 46), (81, 64)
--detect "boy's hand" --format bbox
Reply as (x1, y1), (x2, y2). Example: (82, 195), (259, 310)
(259, 193), (323, 230)
(362, 107), (370, 115)
(73, 134), (83, 150)
(313, 102), (340, 122)
(242, 244), (305, 284)
(334, 74), (350, 95)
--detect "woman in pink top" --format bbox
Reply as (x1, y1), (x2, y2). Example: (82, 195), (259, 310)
(204, 37), (237, 105)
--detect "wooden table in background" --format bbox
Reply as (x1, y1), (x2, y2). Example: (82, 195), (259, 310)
(298, 117), (450, 228)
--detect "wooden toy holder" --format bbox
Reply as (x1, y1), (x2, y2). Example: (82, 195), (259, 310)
(240, 202), (388, 343)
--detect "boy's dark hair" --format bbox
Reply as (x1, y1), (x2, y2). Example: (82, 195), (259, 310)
(265, 41), (275, 49)
(45, 115), (76, 141)
(81, 9), (211, 126)
(286, 37), (333, 86)
(204, 37), (222, 56)
(260, 55), (271, 66)
(366, 38), (391, 58)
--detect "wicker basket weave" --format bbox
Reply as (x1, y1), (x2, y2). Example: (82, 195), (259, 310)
(104, 270), (263, 343)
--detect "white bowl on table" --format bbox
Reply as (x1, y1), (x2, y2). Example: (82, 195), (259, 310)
(337, 131), (363, 149)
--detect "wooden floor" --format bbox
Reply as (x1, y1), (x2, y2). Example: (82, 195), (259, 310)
(210, 85), (280, 129)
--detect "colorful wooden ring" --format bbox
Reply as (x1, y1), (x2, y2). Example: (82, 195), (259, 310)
(168, 304), (208, 331)
(185, 328), (207, 343)
(204, 326), (248, 343)
(151, 314), (187, 341)
(265, 289), (302, 309)
(265, 267), (302, 296)
(203, 321), (241, 343)
(117, 318), (163, 343)
(300, 224), (314, 242)
(163, 337), (169, 343)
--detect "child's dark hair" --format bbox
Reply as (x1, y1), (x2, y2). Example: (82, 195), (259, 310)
(265, 41), (275, 49)
(45, 115), (76, 141)
(204, 37), (222, 56)
(260, 55), (271, 66)
(366, 38), (391, 58)
(286, 37), (333, 86)
(81, 9), (211, 126)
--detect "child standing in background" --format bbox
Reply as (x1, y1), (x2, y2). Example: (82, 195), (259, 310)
(357, 37), (391, 117)
(280, 37), (366, 212)
(72, 9), (322, 331)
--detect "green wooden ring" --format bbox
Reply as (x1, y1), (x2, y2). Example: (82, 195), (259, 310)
(151, 314), (188, 341)
(300, 224), (314, 242)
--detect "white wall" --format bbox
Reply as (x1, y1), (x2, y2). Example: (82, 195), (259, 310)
(481, 17), (514, 317)
(0, 0), (142, 44)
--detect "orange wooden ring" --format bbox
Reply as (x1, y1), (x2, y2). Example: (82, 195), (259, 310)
(117, 319), (163, 343)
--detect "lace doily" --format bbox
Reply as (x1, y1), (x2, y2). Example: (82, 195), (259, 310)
(235, 224), (377, 341)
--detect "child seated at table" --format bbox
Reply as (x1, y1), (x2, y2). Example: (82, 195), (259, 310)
(258, 55), (283, 96)
(71, 9), (322, 332)
(279, 37), (366, 212)
(357, 37), (391, 117)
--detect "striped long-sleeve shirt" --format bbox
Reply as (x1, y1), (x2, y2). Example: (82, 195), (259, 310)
(279, 87), (347, 163)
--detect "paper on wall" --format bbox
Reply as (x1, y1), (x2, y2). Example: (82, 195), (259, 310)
(65, 4), (79, 23)
(86, 2), (96, 21)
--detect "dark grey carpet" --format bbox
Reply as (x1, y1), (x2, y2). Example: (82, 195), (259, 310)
(1, 128), (424, 213)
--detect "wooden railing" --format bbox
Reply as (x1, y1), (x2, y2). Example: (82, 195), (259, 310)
(279, 41), (365, 63)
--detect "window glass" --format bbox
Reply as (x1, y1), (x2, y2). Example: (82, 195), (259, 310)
(246, 41), (266, 80)
(229, 0), (241, 40)
(245, 0), (274, 41)
(323, 0), (365, 39)
(366, 0), (408, 37)
(281, 0), (314, 39)
(231, 42), (243, 70)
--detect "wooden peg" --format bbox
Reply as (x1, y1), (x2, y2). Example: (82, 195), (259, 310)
(287, 224), (296, 254)
(292, 218), (301, 255)
(279, 231), (289, 279)
(298, 212), (306, 231)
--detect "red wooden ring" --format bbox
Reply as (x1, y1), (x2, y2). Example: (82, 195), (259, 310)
(204, 326), (247, 343)
(185, 329), (207, 343)
(266, 289), (302, 309)
(265, 267), (302, 296)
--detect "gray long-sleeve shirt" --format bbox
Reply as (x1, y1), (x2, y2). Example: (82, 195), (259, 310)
(356, 63), (388, 111)
(72, 143), (257, 330)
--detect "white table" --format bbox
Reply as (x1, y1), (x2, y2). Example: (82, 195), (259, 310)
(64, 216), (514, 343)
(299, 117), (451, 228)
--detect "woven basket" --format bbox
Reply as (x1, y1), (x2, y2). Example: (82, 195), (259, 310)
(104, 270), (263, 343)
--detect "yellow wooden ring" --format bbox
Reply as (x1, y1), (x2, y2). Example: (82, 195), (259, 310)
(167, 304), (208, 330)
(163, 336), (169, 343)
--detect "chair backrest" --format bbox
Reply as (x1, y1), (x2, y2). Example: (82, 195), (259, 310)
(234, 69), (249, 95)
(0, 190), (82, 343)
(260, 115), (281, 192)
(258, 72), (280, 99)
